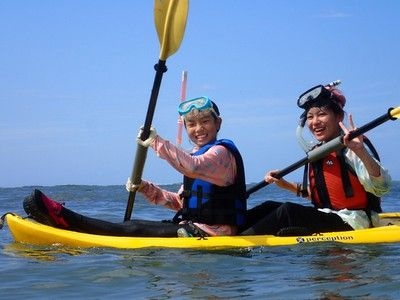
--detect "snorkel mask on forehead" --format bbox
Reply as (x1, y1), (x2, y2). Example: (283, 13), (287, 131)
(296, 80), (344, 152)
(297, 80), (344, 110)
(298, 85), (333, 109)
(178, 96), (220, 117)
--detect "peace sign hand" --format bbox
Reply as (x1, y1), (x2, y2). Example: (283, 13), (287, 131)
(339, 114), (365, 152)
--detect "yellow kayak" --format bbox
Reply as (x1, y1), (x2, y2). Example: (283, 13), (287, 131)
(5, 213), (400, 250)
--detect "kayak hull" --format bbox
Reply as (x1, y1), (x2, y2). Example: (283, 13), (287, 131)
(6, 213), (400, 250)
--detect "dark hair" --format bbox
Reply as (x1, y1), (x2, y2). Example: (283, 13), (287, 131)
(303, 86), (345, 116)
(211, 101), (220, 116)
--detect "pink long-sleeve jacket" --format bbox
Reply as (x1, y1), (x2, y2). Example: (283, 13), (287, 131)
(139, 135), (238, 236)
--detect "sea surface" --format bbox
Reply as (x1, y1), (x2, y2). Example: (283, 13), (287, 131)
(1, 182), (400, 299)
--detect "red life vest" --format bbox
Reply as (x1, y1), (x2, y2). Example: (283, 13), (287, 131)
(309, 151), (371, 210)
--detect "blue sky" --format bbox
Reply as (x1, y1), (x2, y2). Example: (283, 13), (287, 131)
(1, 1), (399, 188)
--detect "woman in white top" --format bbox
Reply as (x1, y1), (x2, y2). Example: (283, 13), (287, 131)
(241, 83), (391, 236)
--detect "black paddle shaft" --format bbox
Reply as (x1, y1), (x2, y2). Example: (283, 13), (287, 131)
(124, 60), (167, 221)
(246, 108), (395, 197)
(141, 61), (168, 139)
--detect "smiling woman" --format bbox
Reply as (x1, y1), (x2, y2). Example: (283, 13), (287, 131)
(125, 96), (247, 237)
(240, 82), (393, 236)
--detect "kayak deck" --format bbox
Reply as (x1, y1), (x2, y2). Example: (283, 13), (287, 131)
(5, 213), (400, 250)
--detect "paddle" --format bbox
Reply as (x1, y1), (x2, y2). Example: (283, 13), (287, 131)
(124, 0), (189, 221)
(246, 106), (400, 197)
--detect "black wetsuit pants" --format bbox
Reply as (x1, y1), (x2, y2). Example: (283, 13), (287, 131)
(239, 201), (353, 235)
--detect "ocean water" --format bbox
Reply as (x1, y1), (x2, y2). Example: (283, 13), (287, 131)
(1, 182), (400, 299)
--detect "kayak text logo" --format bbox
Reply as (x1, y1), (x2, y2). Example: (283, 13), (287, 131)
(296, 235), (354, 243)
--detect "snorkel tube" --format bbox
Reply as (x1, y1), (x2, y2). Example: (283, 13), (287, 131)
(295, 80), (342, 153)
(296, 115), (313, 152)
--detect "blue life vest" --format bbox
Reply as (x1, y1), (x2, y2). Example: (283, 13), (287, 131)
(176, 139), (247, 226)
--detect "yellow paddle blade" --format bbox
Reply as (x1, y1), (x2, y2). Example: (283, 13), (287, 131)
(390, 106), (400, 119)
(154, 0), (189, 61)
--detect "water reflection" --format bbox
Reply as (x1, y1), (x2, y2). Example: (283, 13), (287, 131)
(3, 242), (87, 262)
(307, 245), (393, 299)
